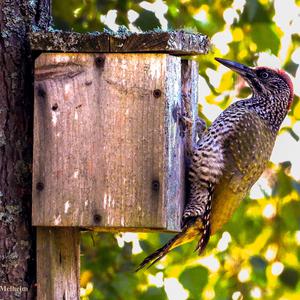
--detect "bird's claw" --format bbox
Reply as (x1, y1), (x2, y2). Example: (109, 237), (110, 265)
(179, 114), (193, 129)
(178, 112), (194, 139)
(194, 223), (211, 255)
(195, 117), (207, 140)
(178, 112), (207, 142)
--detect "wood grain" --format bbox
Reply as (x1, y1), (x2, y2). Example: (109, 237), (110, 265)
(181, 60), (200, 210)
(109, 30), (210, 55)
(29, 30), (210, 55)
(32, 53), (188, 232)
(181, 59), (200, 156)
(29, 31), (109, 52)
(36, 227), (80, 300)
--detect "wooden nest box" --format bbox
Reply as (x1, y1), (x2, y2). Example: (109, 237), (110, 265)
(31, 30), (210, 233)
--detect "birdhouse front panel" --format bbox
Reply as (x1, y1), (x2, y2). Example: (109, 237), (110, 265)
(32, 53), (186, 232)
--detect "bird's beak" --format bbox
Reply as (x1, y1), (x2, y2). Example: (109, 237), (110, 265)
(215, 58), (254, 78)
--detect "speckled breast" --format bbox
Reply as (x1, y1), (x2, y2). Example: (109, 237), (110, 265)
(210, 113), (276, 234)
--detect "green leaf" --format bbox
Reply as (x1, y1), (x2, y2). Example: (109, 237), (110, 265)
(272, 165), (293, 198)
(250, 256), (267, 270)
(250, 256), (267, 284)
(139, 287), (167, 300)
(245, 0), (258, 22)
(213, 277), (232, 300)
(243, 0), (272, 22)
(179, 266), (208, 298)
(281, 127), (300, 141)
(281, 200), (300, 231)
(279, 267), (299, 289)
(133, 10), (161, 31)
(111, 273), (138, 298)
(251, 24), (280, 54)
(226, 200), (263, 245)
(292, 181), (300, 194)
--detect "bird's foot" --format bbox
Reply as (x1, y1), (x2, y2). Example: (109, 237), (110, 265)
(194, 221), (211, 255)
(195, 117), (207, 141)
(178, 112), (207, 143)
(179, 113), (193, 136)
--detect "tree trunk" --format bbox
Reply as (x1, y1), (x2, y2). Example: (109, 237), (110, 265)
(0, 1), (51, 299)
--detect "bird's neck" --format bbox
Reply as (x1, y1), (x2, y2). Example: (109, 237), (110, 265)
(238, 91), (290, 132)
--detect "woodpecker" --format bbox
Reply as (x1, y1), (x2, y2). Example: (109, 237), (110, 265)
(136, 58), (294, 271)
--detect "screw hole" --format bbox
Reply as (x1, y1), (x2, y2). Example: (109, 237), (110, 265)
(93, 214), (102, 224)
(36, 182), (44, 191)
(37, 87), (46, 98)
(153, 89), (162, 98)
(95, 56), (105, 68)
(52, 103), (58, 111)
(152, 180), (160, 192)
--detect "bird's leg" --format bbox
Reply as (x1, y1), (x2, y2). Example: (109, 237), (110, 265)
(179, 112), (207, 158)
(194, 199), (212, 254)
(178, 113), (193, 132)
(179, 113), (194, 158)
(194, 117), (207, 142)
(182, 182), (214, 255)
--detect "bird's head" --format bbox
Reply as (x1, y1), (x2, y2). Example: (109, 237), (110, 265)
(215, 58), (294, 110)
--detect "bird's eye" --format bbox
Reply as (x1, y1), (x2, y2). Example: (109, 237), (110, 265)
(260, 72), (269, 79)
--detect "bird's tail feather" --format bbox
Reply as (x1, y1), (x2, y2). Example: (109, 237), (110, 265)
(135, 217), (202, 272)
(135, 234), (179, 272)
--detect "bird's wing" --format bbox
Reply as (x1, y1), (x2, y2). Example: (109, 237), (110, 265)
(191, 105), (276, 190)
(224, 107), (276, 192)
(210, 107), (276, 233)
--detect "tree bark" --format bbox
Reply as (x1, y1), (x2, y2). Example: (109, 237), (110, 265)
(0, 1), (51, 299)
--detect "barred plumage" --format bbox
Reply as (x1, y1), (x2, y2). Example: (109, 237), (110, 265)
(136, 58), (294, 271)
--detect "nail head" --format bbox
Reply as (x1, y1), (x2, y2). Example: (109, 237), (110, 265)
(51, 103), (58, 111)
(37, 87), (46, 98)
(95, 56), (105, 68)
(36, 182), (44, 191)
(93, 214), (102, 224)
(152, 180), (160, 192)
(153, 89), (162, 98)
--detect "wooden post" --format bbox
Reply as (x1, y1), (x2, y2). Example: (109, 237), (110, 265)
(36, 228), (80, 300)
(30, 30), (210, 299)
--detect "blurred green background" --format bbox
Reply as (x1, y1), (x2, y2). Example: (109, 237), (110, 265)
(53, 0), (300, 299)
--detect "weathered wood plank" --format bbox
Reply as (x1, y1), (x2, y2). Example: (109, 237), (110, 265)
(181, 59), (201, 156)
(36, 227), (80, 300)
(181, 60), (201, 211)
(109, 30), (210, 54)
(29, 31), (109, 52)
(29, 30), (210, 55)
(32, 53), (186, 231)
